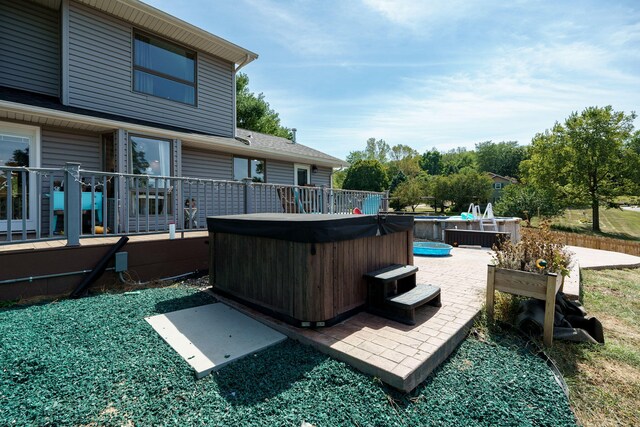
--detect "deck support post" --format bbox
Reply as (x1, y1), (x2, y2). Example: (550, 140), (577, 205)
(64, 162), (81, 247)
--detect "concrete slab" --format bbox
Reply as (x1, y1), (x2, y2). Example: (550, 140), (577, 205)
(567, 245), (640, 270)
(146, 303), (286, 378)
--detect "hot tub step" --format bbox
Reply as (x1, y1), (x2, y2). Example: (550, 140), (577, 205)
(386, 284), (441, 309)
(364, 264), (418, 284)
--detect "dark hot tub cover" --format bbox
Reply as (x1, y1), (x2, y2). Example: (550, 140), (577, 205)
(206, 213), (413, 243)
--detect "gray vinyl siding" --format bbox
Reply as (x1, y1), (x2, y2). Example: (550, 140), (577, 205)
(181, 147), (232, 180)
(41, 127), (101, 169)
(267, 161), (294, 185)
(180, 146), (243, 224)
(39, 127), (102, 234)
(312, 167), (332, 187)
(67, 1), (235, 137)
(0, 0), (60, 96)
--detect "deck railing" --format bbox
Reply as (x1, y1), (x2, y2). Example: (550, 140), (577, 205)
(1, 164), (388, 246)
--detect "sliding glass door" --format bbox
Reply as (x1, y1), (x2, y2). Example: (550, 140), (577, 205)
(0, 122), (39, 232)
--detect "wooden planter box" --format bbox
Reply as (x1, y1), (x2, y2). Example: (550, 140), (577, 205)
(486, 265), (563, 346)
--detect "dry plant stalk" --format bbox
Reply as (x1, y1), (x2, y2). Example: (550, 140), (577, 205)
(492, 219), (572, 276)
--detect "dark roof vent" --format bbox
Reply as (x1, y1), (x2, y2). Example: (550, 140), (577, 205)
(291, 128), (297, 144)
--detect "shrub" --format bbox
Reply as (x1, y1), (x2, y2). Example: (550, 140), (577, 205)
(492, 220), (572, 277)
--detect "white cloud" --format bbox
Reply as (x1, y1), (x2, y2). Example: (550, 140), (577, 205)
(241, 0), (349, 56)
(361, 0), (481, 32)
(288, 41), (640, 158)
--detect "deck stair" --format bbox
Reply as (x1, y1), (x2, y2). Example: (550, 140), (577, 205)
(364, 264), (441, 325)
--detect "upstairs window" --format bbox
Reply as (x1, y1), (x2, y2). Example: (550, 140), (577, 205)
(133, 32), (196, 105)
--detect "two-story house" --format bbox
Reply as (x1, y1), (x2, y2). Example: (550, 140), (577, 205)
(487, 172), (517, 203)
(0, 0), (348, 237)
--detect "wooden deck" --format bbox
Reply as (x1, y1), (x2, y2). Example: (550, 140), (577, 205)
(0, 231), (209, 301)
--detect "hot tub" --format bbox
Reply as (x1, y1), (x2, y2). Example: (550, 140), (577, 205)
(207, 213), (414, 327)
(413, 242), (453, 257)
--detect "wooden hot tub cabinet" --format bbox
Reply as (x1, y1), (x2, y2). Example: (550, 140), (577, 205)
(207, 214), (414, 327)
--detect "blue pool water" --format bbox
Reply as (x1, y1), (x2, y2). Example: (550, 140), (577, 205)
(413, 242), (453, 257)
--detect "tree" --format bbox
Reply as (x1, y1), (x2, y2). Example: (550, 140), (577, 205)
(332, 168), (348, 189)
(342, 160), (389, 192)
(389, 144), (418, 162)
(494, 184), (565, 225)
(236, 73), (291, 138)
(388, 170), (407, 193)
(391, 179), (424, 212)
(419, 149), (441, 175)
(428, 175), (450, 213)
(522, 106), (637, 232)
(346, 138), (390, 165)
(475, 141), (528, 179)
(447, 170), (493, 211)
(624, 130), (640, 195)
(440, 148), (477, 175)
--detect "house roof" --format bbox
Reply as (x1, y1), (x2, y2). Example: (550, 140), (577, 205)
(0, 86), (348, 168)
(31, 0), (258, 68)
(235, 129), (349, 168)
(487, 172), (518, 183)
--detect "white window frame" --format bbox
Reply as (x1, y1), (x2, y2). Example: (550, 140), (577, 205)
(0, 121), (41, 232)
(294, 163), (311, 186)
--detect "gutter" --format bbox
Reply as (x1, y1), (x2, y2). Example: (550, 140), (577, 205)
(0, 100), (347, 169)
(92, 0), (259, 66)
(235, 54), (253, 73)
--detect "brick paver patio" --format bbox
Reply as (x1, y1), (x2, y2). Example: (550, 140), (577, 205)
(213, 247), (494, 392)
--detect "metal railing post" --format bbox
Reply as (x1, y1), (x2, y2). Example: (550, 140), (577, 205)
(64, 162), (81, 246)
(321, 185), (329, 214)
(5, 170), (12, 242)
(243, 178), (254, 214)
(384, 190), (390, 212)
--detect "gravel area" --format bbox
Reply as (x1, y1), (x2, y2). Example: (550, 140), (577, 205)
(0, 284), (576, 426)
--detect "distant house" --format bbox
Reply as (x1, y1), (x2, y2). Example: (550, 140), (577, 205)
(487, 172), (517, 203)
(0, 0), (348, 238)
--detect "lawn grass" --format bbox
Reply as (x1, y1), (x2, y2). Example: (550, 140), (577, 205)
(537, 208), (640, 240)
(490, 268), (640, 427)
(0, 284), (576, 426)
(547, 268), (640, 427)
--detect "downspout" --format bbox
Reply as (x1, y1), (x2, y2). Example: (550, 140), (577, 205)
(233, 54), (254, 137)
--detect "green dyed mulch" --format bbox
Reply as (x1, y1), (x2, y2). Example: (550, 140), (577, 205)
(0, 286), (576, 426)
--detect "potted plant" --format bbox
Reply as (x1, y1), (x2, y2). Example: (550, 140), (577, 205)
(486, 221), (572, 346)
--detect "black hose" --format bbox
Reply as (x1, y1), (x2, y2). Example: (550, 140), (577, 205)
(70, 236), (129, 299)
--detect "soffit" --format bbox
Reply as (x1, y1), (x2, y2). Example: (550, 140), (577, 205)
(29, 0), (258, 66)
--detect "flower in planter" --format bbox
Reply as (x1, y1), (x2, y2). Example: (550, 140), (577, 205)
(492, 220), (572, 277)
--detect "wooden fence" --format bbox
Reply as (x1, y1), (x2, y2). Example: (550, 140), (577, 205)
(551, 231), (640, 257)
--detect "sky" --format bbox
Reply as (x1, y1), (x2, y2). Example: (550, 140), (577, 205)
(146, 0), (640, 160)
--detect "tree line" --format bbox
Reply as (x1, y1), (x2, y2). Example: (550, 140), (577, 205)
(337, 106), (640, 232)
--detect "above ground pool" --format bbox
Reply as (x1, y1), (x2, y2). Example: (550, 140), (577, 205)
(413, 241), (453, 257)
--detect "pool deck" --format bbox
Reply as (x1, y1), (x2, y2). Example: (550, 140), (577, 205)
(212, 245), (640, 392)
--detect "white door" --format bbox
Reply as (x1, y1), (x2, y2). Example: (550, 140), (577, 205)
(0, 122), (40, 232)
(294, 164), (311, 186)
